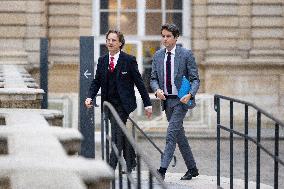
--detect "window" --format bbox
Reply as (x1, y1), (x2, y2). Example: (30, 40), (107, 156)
(93, 0), (190, 92)
(100, 0), (137, 35)
(145, 0), (183, 35)
(97, 0), (186, 37)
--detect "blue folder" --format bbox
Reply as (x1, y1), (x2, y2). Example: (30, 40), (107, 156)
(178, 76), (193, 106)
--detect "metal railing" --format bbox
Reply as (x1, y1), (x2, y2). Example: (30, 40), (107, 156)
(127, 117), (177, 168)
(101, 101), (167, 189)
(214, 94), (284, 189)
(97, 94), (176, 167)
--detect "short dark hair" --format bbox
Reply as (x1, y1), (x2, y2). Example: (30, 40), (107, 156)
(160, 23), (180, 38)
(105, 29), (125, 49)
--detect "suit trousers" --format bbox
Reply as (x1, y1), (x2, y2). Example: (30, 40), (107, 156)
(108, 103), (136, 171)
(161, 98), (196, 170)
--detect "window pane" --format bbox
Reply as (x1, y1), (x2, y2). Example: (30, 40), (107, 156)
(124, 44), (137, 57)
(100, 0), (117, 9)
(146, 0), (161, 9)
(146, 13), (162, 35)
(100, 12), (117, 35)
(166, 13), (182, 35)
(166, 0), (182, 10)
(143, 41), (161, 57)
(142, 41), (161, 93)
(121, 0), (136, 9)
(120, 12), (137, 35)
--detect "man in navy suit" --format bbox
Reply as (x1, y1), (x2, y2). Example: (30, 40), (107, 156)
(85, 29), (152, 172)
(150, 23), (200, 180)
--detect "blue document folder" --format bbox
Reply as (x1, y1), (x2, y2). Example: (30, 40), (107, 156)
(178, 76), (193, 106)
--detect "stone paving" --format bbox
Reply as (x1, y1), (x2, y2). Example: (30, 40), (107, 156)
(137, 138), (283, 189)
(113, 171), (273, 189)
(96, 137), (284, 188)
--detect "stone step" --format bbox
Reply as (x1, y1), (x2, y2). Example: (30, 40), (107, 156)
(0, 60), (28, 65)
(0, 51), (28, 62)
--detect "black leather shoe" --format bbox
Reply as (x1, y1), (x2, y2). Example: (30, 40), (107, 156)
(180, 170), (192, 180)
(190, 167), (199, 177)
(180, 167), (199, 180)
(157, 169), (165, 180)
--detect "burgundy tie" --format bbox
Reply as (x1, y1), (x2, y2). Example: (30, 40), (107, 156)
(109, 56), (114, 72)
(166, 52), (172, 94)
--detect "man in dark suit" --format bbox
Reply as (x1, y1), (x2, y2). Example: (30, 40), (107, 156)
(85, 29), (152, 172)
(150, 23), (200, 180)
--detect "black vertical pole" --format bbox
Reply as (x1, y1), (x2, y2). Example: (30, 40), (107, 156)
(40, 38), (48, 109)
(214, 96), (221, 187)
(244, 105), (248, 189)
(137, 155), (141, 189)
(79, 36), (95, 158)
(274, 123), (279, 189)
(256, 111), (261, 189)
(230, 101), (234, 189)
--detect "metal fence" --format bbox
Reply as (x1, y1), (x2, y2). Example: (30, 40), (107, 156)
(214, 94), (284, 189)
(101, 101), (167, 189)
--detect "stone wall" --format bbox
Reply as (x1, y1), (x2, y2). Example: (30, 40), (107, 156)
(198, 0), (284, 119)
(192, 0), (208, 93)
(48, 0), (92, 65)
(0, 0), (46, 67)
(201, 0), (284, 59)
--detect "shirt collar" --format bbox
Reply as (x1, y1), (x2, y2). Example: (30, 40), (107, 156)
(109, 51), (120, 61)
(166, 46), (176, 55)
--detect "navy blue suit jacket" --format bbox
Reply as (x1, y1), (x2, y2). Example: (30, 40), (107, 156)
(88, 51), (151, 115)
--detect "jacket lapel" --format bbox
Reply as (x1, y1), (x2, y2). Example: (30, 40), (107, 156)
(174, 46), (181, 79)
(115, 51), (124, 78)
(158, 50), (165, 87)
(103, 55), (109, 83)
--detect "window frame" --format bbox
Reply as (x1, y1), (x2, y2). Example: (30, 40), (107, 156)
(92, 0), (192, 65)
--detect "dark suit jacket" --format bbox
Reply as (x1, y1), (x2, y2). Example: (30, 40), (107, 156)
(88, 51), (151, 115)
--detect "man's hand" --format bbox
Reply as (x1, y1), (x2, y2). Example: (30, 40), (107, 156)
(155, 89), (166, 100)
(180, 93), (192, 104)
(145, 106), (152, 119)
(85, 98), (93, 108)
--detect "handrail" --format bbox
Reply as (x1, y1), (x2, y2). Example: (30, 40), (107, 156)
(214, 94), (283, 189)
(128, 117), (177, 167)
(96, 93), (177, 167)
(102, 101), (167, 189)
(214, 94), (284, 127)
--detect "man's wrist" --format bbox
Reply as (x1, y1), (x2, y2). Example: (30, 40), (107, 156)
(155, 89), (161, 98)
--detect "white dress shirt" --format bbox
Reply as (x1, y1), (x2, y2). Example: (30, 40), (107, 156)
(163, 46), (178, 95)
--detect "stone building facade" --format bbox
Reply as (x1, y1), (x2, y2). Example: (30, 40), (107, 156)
(0, 0), (283, 120)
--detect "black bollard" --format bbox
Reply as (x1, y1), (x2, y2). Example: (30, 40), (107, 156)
(79, 36), (95, 158)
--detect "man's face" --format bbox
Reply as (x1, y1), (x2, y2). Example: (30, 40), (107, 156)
(106, 33), (122, 54)
(161, 29), (177, 50)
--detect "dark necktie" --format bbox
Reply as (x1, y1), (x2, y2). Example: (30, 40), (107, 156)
(166, 52), (172, 94)
(109, 56), (114, 72)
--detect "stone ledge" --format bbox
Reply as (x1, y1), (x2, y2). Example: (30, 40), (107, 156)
(0, 110), (114, 189)
(202, 57), (284, 66)
(0, 65), (44, 108)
